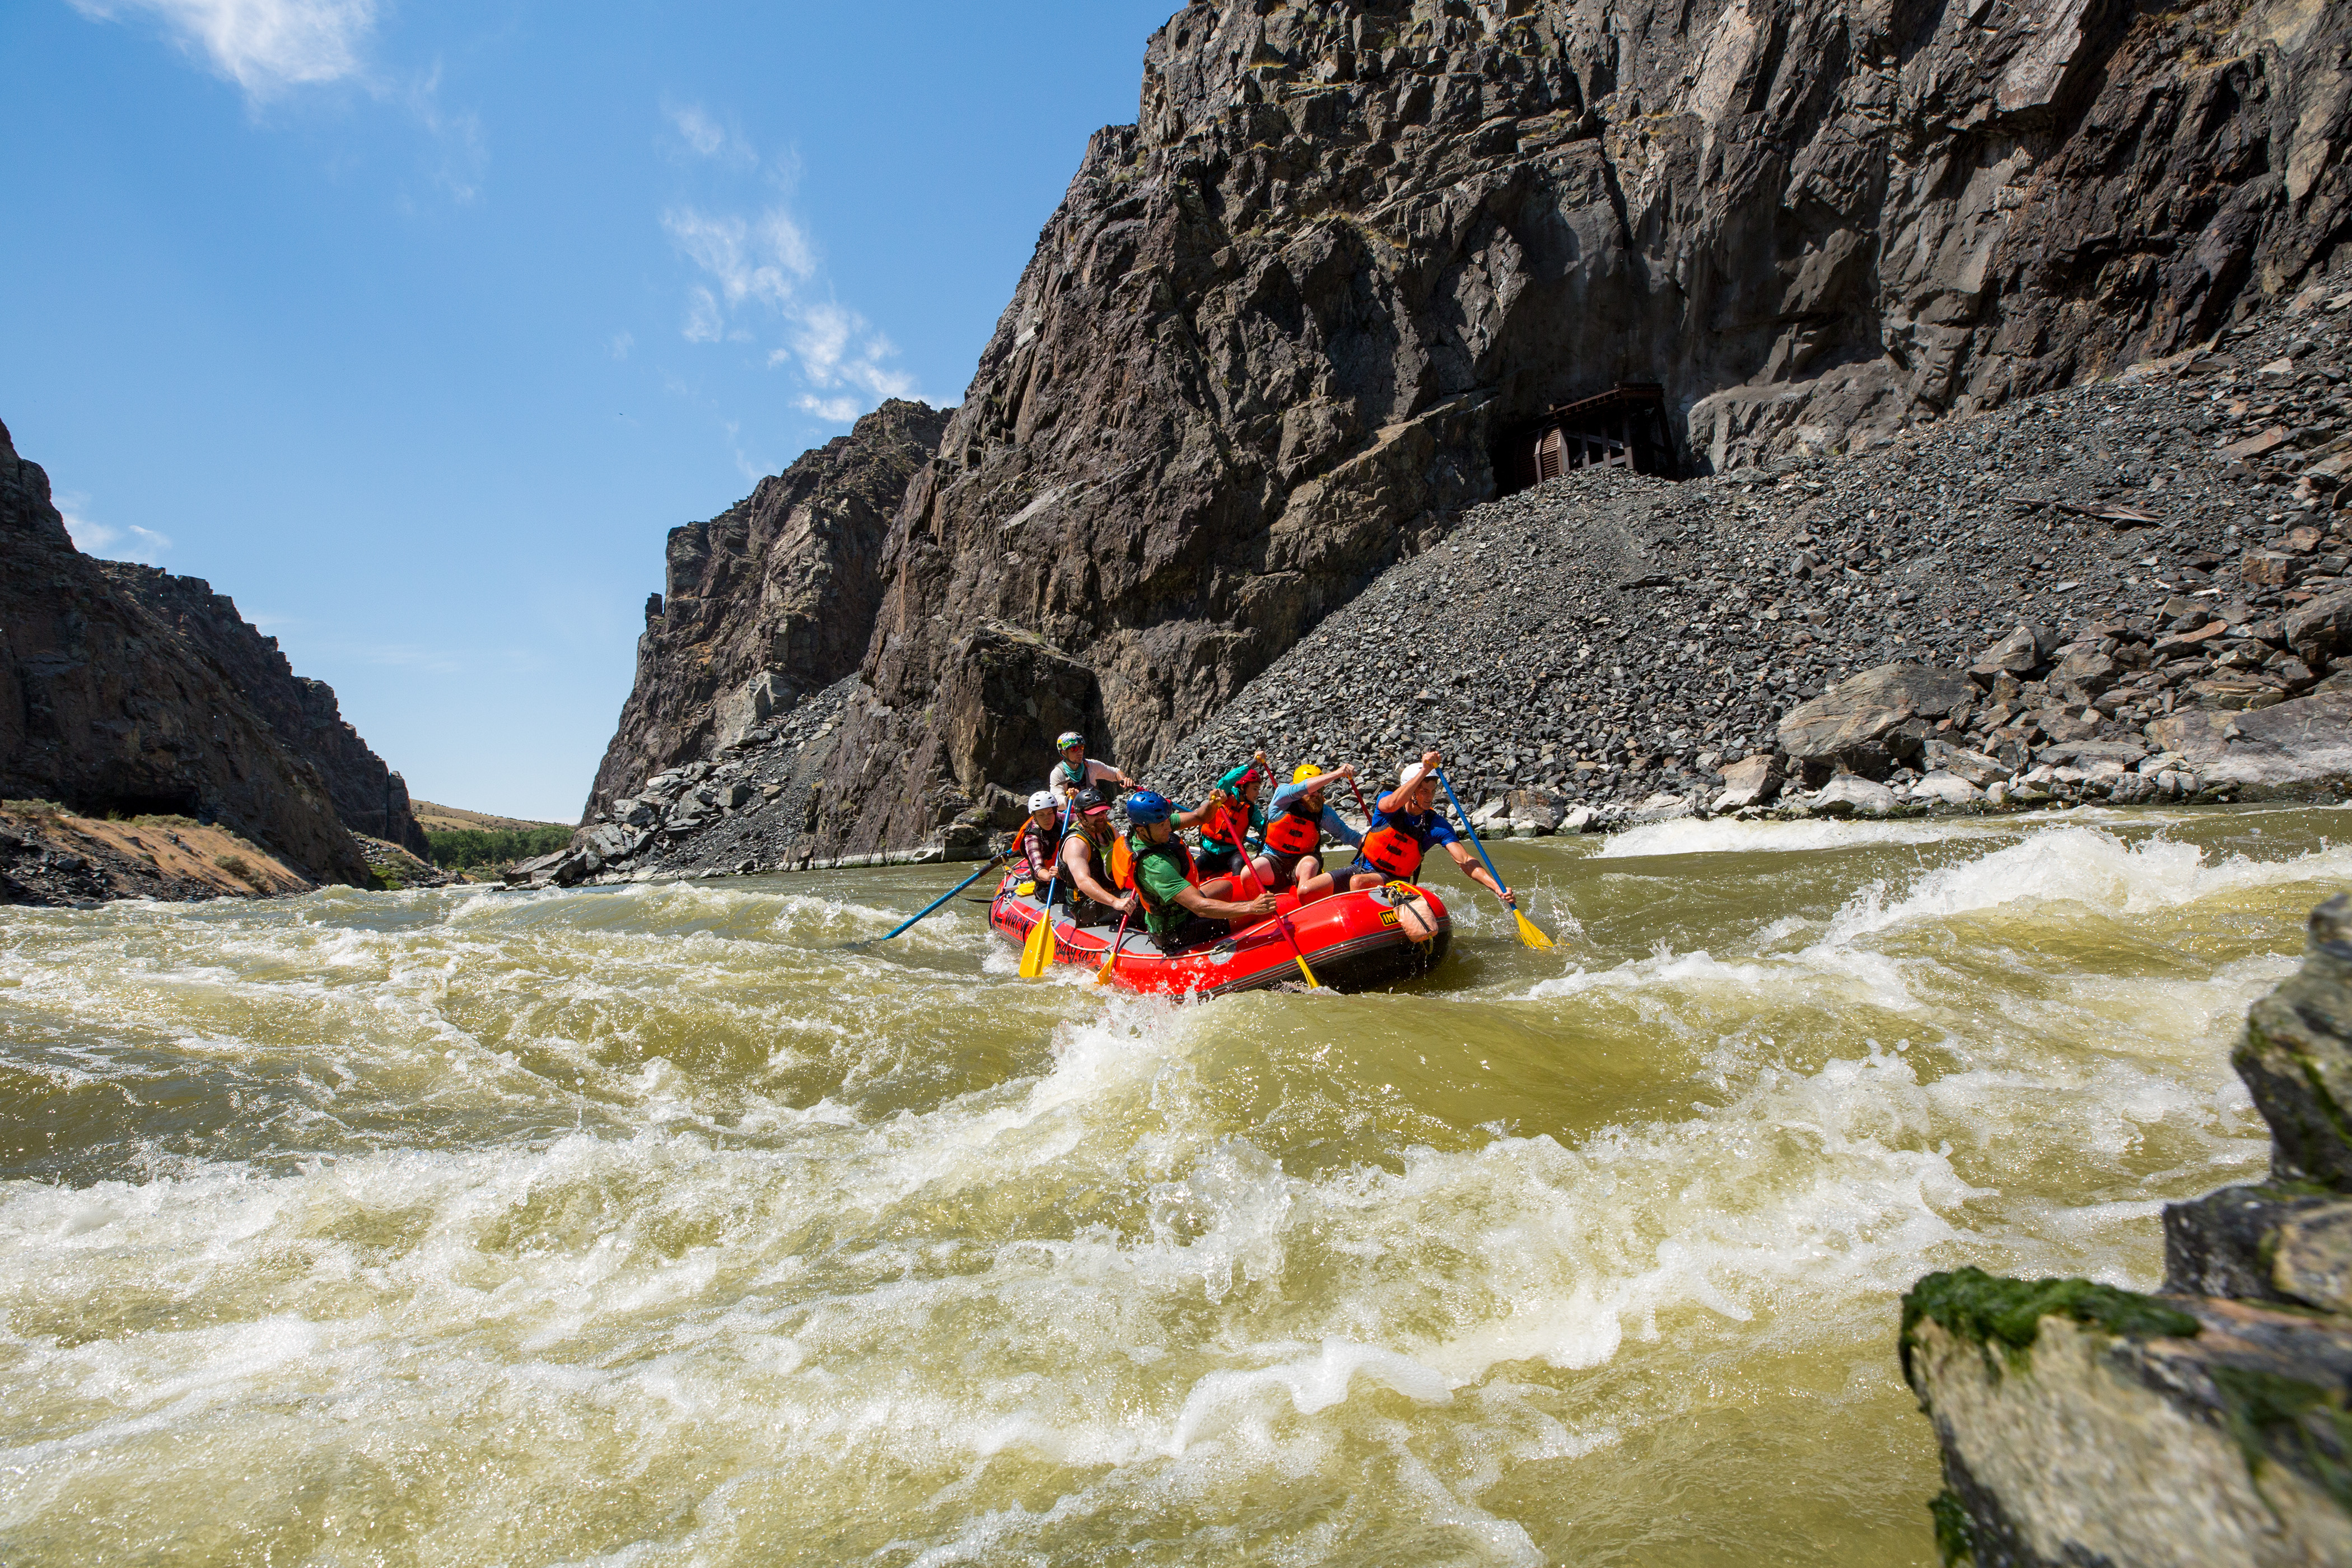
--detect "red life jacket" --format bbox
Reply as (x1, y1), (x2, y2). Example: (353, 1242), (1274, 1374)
(1263, 800), (1322, 856)
(1357, 823), (1424, 880)
(1197, 797), (1252, 853)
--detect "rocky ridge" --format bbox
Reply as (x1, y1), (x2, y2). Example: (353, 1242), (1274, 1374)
(0, 418), (370, 893)
(97, 562), (429, 856)
(794, 0), (2352, 855)
(582, 400), (949, 820)
(1905, 895), (2352, 1567)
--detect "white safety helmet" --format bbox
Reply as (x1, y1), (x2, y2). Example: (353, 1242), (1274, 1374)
(1028, 789), (1058, 814)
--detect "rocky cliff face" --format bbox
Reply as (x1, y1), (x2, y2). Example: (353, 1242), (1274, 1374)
(97, 563), (430, 856)
(0, 418), (371, 889)
(799, 0), (2350, 853)
(582, 399), (949, 819)
(1904, 894), (2352, 1567)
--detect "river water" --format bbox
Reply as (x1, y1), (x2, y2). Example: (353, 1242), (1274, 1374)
(2, 806), (2343, 1565)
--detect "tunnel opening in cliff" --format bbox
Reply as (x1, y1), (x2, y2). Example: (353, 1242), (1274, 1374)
(1490, 384), (1682, 497)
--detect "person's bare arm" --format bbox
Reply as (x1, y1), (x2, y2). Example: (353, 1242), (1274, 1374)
(1176, 883), (1279, 922)
(1443, 841), (1514, 906)
(1061, 841), (1131, 910)
(1377, 750), (1442, 814)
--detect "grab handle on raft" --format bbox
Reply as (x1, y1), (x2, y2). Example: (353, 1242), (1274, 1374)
(1434, 766), (1556, 951)
(867, 856), (1005, 945)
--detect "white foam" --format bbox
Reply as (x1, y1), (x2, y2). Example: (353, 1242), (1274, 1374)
(1596, 815), (2003, 858)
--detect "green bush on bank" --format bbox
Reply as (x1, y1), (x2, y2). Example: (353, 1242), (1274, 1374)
(425, 826), (575, 870)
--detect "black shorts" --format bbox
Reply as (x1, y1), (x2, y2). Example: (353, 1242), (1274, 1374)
(1155, 916), (1230, 950)
(1264, 850), (1314, 883)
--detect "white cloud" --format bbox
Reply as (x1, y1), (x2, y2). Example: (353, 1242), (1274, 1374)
(660, 122), (920, 429)
(609, 330), (634, 361)
(70, 0), (376, 96)
(682, 286), (723, 344)
(59, 494), (173, 564)
(666, 103), (757, 167)
(662, 206), (816, 312)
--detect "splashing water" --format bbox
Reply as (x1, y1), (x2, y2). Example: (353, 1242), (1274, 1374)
(1, 806), (2339, 1564)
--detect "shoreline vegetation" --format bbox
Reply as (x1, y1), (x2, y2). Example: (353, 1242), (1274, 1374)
(423, 824), (576, 874)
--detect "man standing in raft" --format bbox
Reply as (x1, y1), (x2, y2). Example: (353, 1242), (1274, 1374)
(1051, 732), (1133, 804)
(1054, 788), (1134, 925)
(1120, 790), (1278, 948)
(1295, 751), (1516, 932)
(1259, 763), (1362, 892)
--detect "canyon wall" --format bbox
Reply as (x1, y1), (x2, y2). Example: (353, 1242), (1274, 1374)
(0, 417), (374, 889)
(595, 0), (2351, 854)
(100, 563), (430, 856)
(583, 399), (948, 816)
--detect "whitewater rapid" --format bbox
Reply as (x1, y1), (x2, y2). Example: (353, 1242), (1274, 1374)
(2, 805), (2337, 1564)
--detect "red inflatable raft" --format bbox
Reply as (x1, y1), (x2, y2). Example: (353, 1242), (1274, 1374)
(987, 873), (1452, 997)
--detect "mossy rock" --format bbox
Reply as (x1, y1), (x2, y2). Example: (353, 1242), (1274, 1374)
(1902, 1267), (2199, 1386)
(2234, 892), (2352, 1191)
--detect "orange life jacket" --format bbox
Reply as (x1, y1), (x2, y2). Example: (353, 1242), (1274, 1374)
(1263, 800), (1322, 856)
(1357, 823), (1425, 880)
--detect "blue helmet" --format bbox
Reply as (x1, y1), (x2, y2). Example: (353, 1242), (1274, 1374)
(1124, 790), (1173, 824)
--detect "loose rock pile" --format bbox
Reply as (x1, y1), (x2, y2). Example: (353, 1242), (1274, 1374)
(1156, 286), (2352, 828)
(515, 678), (880, 888)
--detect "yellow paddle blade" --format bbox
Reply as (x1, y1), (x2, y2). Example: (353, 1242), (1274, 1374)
(1019, 912), (1055, 978)
(1292, 952), (1319, 988)
(1514, 909), (1556, 950)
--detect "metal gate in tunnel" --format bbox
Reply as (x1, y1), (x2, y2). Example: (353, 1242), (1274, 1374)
(1500, 384), (1678, 492)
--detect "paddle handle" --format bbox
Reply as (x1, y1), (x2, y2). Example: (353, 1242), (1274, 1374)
(879, 856), (1002, 941)
(1434, 766), (1514, 909)
(1095, 906), (1134, 981)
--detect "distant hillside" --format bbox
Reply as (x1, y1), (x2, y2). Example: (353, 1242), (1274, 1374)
(412, 800), (570, 834)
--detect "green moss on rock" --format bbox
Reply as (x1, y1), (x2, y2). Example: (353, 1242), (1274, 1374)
(1903, 1267), (2201, 1382)
(1928, 1488), (1975, 1567)
(2210, 1364), (2352, 1518)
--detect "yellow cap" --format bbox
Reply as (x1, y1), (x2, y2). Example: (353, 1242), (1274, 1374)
(1291, 763), (1324, 784)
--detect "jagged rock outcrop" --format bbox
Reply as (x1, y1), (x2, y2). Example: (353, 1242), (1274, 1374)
(1906, 895), (2352, 1567)
(583, 399), (948, 819)
(800, 0), (2351, 854)
(0, 417), (370, 889)
(97, 563), (428, 855)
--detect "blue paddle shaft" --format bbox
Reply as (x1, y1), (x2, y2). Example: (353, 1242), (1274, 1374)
(1434, 766), (1513, 902)
(879, 856), (1002, 941)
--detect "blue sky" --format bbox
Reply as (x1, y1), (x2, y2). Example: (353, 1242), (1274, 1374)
(3, 0), (1174, 822)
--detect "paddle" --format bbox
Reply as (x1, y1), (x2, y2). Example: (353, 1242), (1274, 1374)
(862, 856), (1004, 945)
(1018, 804), (1071, 978)
(1094, 904), (1133, 985)
(1217, 818), (1318, 990)
(1434, 766), (1555, 950)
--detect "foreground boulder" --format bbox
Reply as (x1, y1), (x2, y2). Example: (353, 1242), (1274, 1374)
(1907, 896), (2352, 1567)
